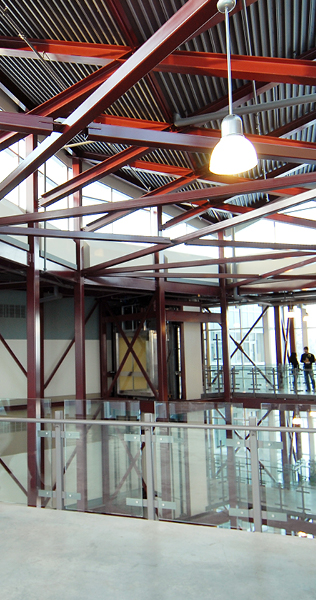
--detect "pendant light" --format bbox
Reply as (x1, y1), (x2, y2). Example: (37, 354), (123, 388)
(209, 0), (258, 175)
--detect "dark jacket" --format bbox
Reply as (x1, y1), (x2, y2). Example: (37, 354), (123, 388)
(300, 352), (315, 369)
(289, 353), (299, 369)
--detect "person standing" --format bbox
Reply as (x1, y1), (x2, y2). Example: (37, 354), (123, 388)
(300, 346), (316, 393)
(288, 351), (299, 392)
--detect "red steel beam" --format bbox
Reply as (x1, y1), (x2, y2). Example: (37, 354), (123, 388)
(186, 239), (316, 251)
(81, 151), (301, 197)
(0, 0), (218, 202)
(41, 146), (150, 206)
(87, 123), (316, 165)
(160, 51), (316, 86)
(26, 134), (41, 508)
(214, 203), (316, 230)
(2, 170), (316, 228)
(172, 187), (316, 245)
(0, 331), (27, 376)
(0, 112), (53, 134)
(84, 154), (193, 176)
(84, 173), (198, 232)
(163, 198), (316, 231)
(0, 37), (130, 65)
(229, 256), (316, 289)
(99, 250), (316, 275)
(0, 60), (125, 152)
(270, 110), (316, 138)
(109, 271), (259, 278)
(0, 226), (170, 245)
(3, 33), (316, 86)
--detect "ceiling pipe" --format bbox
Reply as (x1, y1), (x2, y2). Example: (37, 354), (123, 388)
(174, 93), (316, 128)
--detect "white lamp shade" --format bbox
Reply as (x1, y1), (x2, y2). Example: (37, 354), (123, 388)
(209, 114), (258, 175)
(210, 133), (258, 175)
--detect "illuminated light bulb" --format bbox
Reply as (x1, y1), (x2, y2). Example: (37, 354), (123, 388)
(210, 114), (258, 175)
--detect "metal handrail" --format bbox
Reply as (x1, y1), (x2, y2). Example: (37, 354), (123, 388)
(0, 415), (316, 433)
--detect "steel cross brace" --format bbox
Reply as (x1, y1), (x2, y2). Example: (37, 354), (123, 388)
(0, 0), (218, 202)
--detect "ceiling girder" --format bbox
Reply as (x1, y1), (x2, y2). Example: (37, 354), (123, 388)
(1, 170), (316, 228)
(2, 36), (316, 86)
(0, 0), (218, 203)
(87, 123), (316, 165)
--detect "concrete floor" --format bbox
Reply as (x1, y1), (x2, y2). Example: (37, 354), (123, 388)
(0, 502), (315, 600)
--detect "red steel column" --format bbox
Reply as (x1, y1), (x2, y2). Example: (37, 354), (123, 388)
(73, 157), (87, 510)
(156, 206), (168, 402)
(219, 233), (231, 401)
(26, 134), (41, 506)
(99, 300), (108, 397)
(274, 306), (284, 390)
(288, 308), (296, 353)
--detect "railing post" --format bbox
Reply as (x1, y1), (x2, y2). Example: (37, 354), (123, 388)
(249, 417), (262, 532)
(54, 410), (64, 510)
(143, 413), (155, 520)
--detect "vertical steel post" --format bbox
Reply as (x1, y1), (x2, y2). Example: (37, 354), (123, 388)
(143, 413), (155, 520)
(274, 306), (283, 390)
(218, 233), (231, 400)
(225, 404), (237, 528)
(54, 410), (64, 510)
(73, 157), (87, 511)
(288, 310), (296, 353)
(99, 300), (108, 397)
(26, 134), (41, 507)
(280, 410), (290, 489)
(179, 321), (187, 399)
(156, 206), (168, 402)
(249, 417), (262, 532)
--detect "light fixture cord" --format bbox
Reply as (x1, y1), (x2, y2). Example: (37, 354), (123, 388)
(225, 7), (233, 116)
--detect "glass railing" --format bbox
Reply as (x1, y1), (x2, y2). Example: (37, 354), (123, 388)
(204, 365), (316, 397)
(0, 399), (315, 537)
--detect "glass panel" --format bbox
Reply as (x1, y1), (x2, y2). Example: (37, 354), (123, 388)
(61, 403), (144, 518)
(0, 399), (28, 505)
(154, 418), (253, 531)
(258, 409), (316, 536)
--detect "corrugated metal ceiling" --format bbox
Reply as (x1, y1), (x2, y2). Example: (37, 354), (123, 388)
(0, 0), (315, 218)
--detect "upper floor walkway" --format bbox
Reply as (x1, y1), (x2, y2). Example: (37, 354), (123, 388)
(204, 365), (316, 402)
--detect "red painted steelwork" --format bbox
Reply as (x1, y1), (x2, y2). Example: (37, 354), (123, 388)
(229, 255), (316, 289)
(173, 187), (316, 245)
(87, 123), (316, 165)
(2, 171), (316, 228)
(163, 199), (316, 231)
(26, 135), (41, 507)
(101, 250), (316, 274)
(0, 226), (169, 245)
(5, 30), (316, 87)
(0, 331), (27, 376)
(156, 282), (168, 402)
(110, 271), (259, 279)
(160, 51), (316, 86)
(0, 61), (123, 152)
(0, 112), (53, 134)
(185, 239), (316, 251)
(84, 173), (198, 232)
(166, 310), (221, 323)
(41, 146), (150, 206)
(0, 0), (217, 202)
(219, 233), (230, 401)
